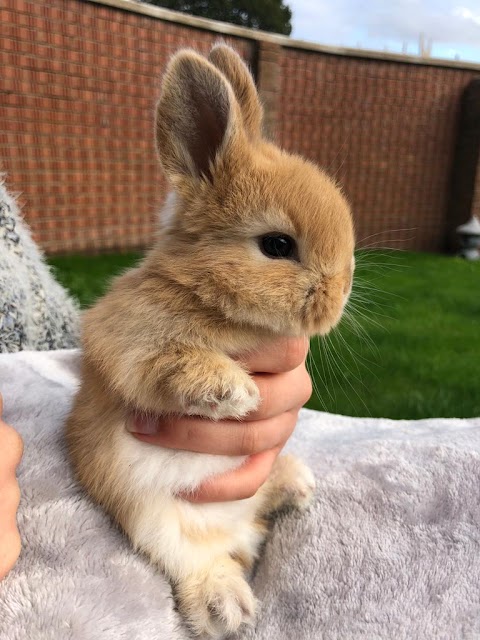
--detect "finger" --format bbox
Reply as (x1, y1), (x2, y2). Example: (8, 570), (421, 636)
(130, 408), (299, 456)
(0, 423), (24, 475)
(0, 393), (3, 416)
(239, 336), (309, 374)
(129, 363), (310, 435)
(0, 483), (21, 522)
(249, 364), (312, 420)
(180, 446), (282, 503)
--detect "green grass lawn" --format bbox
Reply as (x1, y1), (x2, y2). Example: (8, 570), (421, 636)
(48, 250), (480, 420)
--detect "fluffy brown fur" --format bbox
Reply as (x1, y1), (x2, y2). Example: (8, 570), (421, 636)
(66, 44), (354, 638)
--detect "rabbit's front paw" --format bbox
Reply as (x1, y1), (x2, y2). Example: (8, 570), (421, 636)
(177, 564), (256, 638)
(184, 369), (260, 420)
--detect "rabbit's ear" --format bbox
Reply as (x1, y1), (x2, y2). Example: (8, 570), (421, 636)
(208, 44), (263, 139)
(155, 50), (240, 185)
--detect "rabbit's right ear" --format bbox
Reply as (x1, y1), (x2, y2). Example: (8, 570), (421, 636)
(155, 50), (241, 187)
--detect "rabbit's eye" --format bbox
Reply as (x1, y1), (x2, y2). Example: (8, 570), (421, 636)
(259, 234), (297, 260)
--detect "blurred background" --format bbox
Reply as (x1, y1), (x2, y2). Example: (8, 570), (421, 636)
(1, 0), (479, 418)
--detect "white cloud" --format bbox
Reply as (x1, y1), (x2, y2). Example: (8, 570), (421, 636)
(453, 6), (480, 26)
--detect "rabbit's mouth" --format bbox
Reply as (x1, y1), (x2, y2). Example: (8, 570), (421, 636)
(301, 271), (352, 336)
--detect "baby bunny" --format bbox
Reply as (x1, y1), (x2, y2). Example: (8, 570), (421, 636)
(66, 45), (354, 638)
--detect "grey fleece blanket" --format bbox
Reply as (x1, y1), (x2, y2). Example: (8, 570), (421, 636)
(1, 349), (480, 639)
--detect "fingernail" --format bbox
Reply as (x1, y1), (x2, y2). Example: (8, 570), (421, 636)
(126, 412), (159, 434)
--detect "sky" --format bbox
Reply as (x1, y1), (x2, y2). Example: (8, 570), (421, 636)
(289, 0), (480, 63)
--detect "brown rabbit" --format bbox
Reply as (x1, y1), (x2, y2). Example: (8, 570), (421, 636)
(66, 45), (355, 638)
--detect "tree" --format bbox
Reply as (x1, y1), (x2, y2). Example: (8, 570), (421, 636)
(145, 0), (292, 36)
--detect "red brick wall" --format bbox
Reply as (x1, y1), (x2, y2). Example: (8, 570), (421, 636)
(279, 50), (477, 251)
(0, 0), (254, 252)
(1, 0), (479, 253)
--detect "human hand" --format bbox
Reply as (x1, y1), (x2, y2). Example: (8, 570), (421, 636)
(0, 394), (23, 580)
(128, 337), (312, 502)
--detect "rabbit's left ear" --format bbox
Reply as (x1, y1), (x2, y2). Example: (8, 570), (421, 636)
(208, 44), (263, 140)
(155, 50), (242, 186)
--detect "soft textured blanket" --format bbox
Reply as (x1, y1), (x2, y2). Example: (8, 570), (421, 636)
(1, 350), (480, 639)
